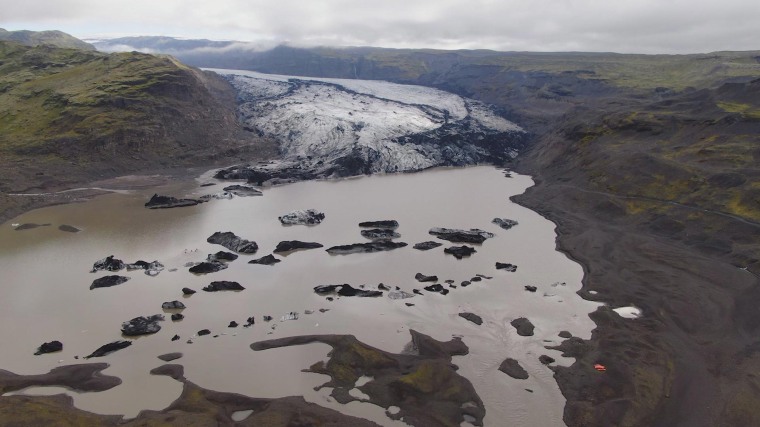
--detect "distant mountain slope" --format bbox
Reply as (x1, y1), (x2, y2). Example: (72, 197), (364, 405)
(0, 28), (95, 50)
(0, 41), (274, 218)
(212, 70), (524, 181)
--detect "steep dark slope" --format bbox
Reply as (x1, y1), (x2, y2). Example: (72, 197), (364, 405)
(512, 79), (760, 426)
(0, 41), (275, 221)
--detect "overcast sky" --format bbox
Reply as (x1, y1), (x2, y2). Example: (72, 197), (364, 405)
(2, 0), (759, 53)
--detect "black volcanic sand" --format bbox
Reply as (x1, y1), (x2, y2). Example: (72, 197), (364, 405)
(251, 330), (485, 426)
(512, 174), (760, 427)
(0, 363), (381, 426)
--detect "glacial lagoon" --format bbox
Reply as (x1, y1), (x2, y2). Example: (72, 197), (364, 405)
(0, 166), (600, 426)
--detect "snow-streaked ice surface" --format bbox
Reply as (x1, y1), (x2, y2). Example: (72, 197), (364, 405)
(207, 69), (525, 176)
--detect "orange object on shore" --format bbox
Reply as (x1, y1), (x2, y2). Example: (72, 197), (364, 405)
(594, 364), (607, 372)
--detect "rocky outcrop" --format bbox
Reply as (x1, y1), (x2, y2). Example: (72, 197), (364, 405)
(492, 218), (519, 230)
(84, 340), (132, 359)
(429, 227), (495, 244)
(444, 245), (477, 259)
(278, 209), (325, 225)
(498, 358), (529, 380)
(314, 284), (383, 298)
(510, 317), (535, 336)
(273, 240), (324, 253)
(121, 315), (164, 336)
(360, 228), (401, 240)
(359, 220), (399, 229)
(413, 241), (442, 250)
(90, 255), (125, 273)
(202, 281), (245, 292)
(458, 312), (483, 325)
(90, 275), (130, 290)
(144, 194), (205, 209)
(248, 254), (281, 265)
(326, 241), (407, 254)
(206, 231), (258, 254)
(34, 341), (63, 355)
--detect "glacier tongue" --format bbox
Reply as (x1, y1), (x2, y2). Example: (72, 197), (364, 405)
(210, 69), (526, 181)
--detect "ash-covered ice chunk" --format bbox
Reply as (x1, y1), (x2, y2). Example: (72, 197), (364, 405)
(279, 209), (325, 225)
(429, 227), (494, 244)
(121, 315), (164, 336)
(492, 218), (518, 230)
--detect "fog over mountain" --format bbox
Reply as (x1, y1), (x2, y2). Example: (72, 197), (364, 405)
(3, 0), (760, 53)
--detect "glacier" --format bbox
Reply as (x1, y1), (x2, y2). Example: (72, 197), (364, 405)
(208, 69), (526, 183)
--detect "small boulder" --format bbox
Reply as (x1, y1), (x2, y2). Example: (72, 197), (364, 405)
(498, 358), (529, 379)
(539, 355), (556, 365)
(162, 301), (186, 310)
(524, 285), (537, 292)
(458, 312), (483, 325)
(158, 352), (183, 362)
(496, 262), (517, 272)
(492, 218), (519, 230)
(207, 231), (258, 254)
(189, 261), (228, 274)
(511, 318), (535, 336)
(171, 313), (184, 321)
(444, 245), (477, 259)
(84, 340), (132, 358)
(229, 321), (239, 328)
(90, 275), (130, 290)
(58, 225), (81, 233)
(121, 315), (164, 336)
(182, 287), (196, 295)
(413, 241), (442, 250)
(248, 254), (281, 265)
(34, 341), (63, 355)
(203, 281), (245, 292)
(197, 329), (211, 336)
(415, 273), (438, 282)
(273, 240), (323, 253)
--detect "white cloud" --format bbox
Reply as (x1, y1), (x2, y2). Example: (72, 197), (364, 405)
(1, 0), (759, 53)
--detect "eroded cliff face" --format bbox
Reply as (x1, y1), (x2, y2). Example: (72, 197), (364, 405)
(212, 70), (526, 182)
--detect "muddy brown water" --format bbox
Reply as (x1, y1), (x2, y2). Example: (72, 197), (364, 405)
(0, 166), (600, 426)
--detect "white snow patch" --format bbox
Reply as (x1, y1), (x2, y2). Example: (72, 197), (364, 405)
(613, 306), (642, 319)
